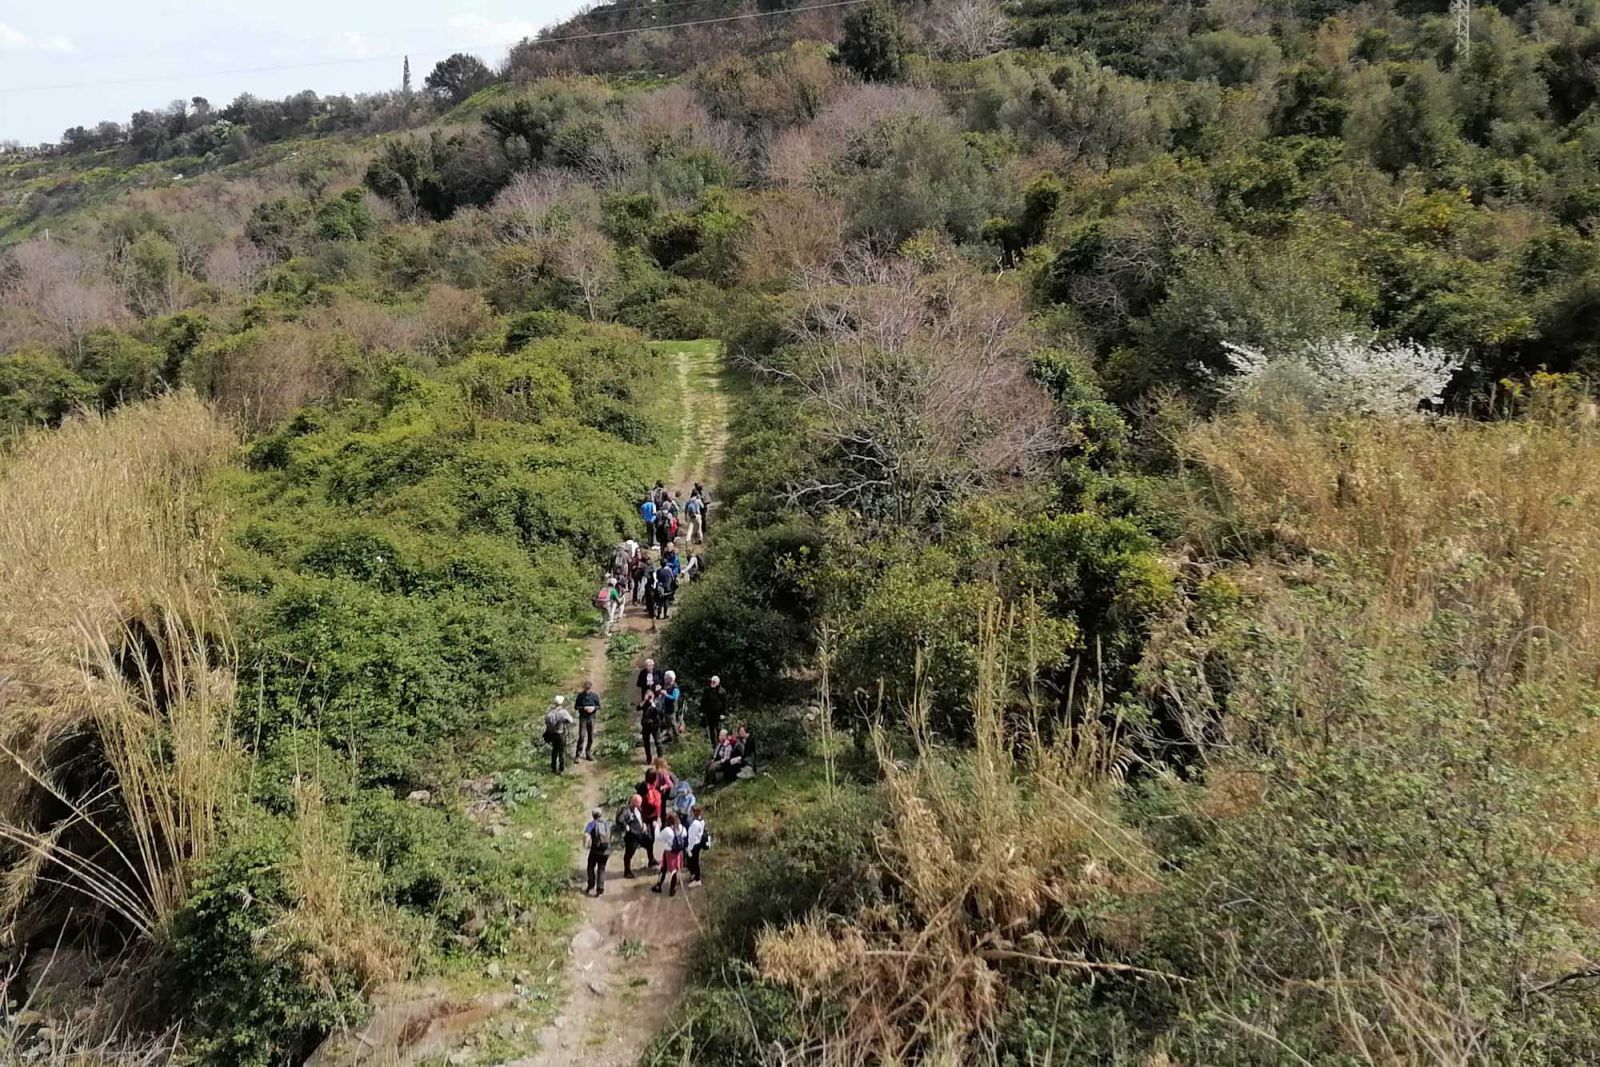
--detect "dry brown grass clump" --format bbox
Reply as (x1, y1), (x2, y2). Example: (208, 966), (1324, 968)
(1179, 405), (1600, 824)
(0, 393), (235, 943)
(756, 611), (1165, 1064)
(1181, 407), (1600, 646)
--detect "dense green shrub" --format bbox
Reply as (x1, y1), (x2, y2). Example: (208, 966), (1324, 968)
(0, 350), (94, 430)
(159, 836), (365, 1067)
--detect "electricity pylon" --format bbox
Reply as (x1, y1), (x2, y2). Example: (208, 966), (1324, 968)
(1451, 0), (1471, 60)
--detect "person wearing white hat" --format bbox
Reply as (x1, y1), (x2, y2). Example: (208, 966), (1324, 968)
(543, 694), (574, 774)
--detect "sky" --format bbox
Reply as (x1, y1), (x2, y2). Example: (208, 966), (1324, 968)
(0, 1), (589, 145)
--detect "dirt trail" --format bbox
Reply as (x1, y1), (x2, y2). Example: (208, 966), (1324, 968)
(504, 344), (727, 1067)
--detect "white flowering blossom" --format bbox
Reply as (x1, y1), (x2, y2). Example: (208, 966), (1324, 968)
(1218, 335), (1461, 418)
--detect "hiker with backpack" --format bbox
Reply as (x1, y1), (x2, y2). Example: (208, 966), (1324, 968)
(543, 695), (574, 775)
(637, 768), (663, 869)
(652, 812), (688, 896)
(653, 756), (678, 807)
(574, 679), (601, 761)
(596, 576), (623, 634)
(583, 806), (611, 896)
(684, 491), (704, 545)
(629, 549), (651, 605)
(651, 560), (677, 627)
(686, 804), (709, 887)
(617, 795), (648, 878)
(692, 483), (711, 535)
(653, 508), (674, 552)
(672, 777), (697, 829)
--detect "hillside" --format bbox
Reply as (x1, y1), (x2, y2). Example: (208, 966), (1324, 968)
(2, 0), (1600, 1064)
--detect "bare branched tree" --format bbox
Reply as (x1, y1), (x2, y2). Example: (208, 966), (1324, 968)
(932, 0), (1012, 61)
(0, 241), (128, 362)
(202, 239), (271, 295)
(749, 245), (1064, 527)
(554, 224), (618, 321)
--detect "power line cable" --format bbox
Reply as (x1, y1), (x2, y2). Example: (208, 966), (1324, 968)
(0, 0), (869, 97)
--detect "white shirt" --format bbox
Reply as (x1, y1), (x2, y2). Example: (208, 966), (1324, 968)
(655, 824), (678, 850)
(623, 538), (639, 558)
(686, 817), (705, 849)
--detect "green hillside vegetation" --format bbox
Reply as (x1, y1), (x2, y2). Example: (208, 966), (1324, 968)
(2, 0), (1600, 1062)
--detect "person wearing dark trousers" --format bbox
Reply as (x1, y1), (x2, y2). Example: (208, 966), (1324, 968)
(584, 807), (611, 896)
(618, 796), (647, 878)
(701, 675), (728, 744)
(640, 689), (664, 764)
(574, 679), (601, 761)
(544, 695), (573, 774)
(636, 658), (662, 702)
(637, 768), (662, 869)
(686, 805), (707, 887)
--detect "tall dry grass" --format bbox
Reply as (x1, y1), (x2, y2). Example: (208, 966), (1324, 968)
(1180, 408), (1600, 648)
(1179, 406), (1600, 804)
(0, 393), (237, 943)
(756, 608), (1165, 1065)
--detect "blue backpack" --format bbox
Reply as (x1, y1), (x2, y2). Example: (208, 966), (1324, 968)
(641, 499), (657, 523)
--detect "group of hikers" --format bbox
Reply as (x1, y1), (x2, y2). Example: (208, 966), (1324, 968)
(541, 478), (755, 899)
(595, 481), (710, 633)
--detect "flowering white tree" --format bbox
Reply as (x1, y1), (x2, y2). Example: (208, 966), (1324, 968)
(1218, 335), (1461, 417)
(931, 0), (1012, 61)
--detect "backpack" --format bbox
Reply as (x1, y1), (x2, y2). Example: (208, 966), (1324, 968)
(641, 499), (656, 523)
(698, 821), (713, 851)
(670, 827), (688, 854)
(588, 819), (612, 853)
(594, 585), (612, 609)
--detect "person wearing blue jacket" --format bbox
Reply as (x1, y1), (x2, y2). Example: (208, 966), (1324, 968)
(662, 671), (684, 737)
(640, 496), (657, 541)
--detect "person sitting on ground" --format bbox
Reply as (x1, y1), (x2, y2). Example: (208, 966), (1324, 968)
(732, 723), (754, 777)
(636, 769), (662, 868)
(652, 812), (687, 896)
(583, 806), (611, 896)
(706, 729), (735, 785)
(543, 695), (574, 775)
(686, 804), (708, 888)
(701, 675), (728, 744)
(574, 679), (601, 761)
(616, 795), (648, 878)
(636, 658), (661, 701)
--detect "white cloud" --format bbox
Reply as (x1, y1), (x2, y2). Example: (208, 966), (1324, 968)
(0, 22), (75, 53)
(335, 31), (375, 59)
(446, 13), (540, 54)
